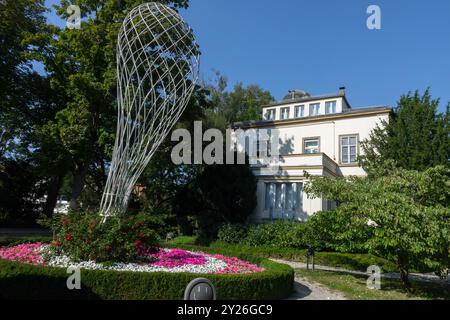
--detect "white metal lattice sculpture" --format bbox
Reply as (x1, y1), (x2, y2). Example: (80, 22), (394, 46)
(100, 2), (200, 218)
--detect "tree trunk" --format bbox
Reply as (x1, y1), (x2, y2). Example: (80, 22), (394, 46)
(399, 268), (410, 288)
(397, 254), (410, 288)
(69, 164), (87, 211)
(43, 174), (63, 217)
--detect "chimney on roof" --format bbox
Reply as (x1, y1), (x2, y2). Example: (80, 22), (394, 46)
(339, 86), (346, 96)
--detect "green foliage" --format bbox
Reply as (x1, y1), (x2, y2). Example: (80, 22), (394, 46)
(0, 158), (45, 226)
(0, 254), (293, 300)
(245, 221), (305, 248)
(33, 0), (195, 210)
(0, 0), (59, 222)
(38, 212), (159, 262)
(0, 235), (52, 248)
(165, 235), (197, 246)
(205, 73), (274, 130)
(304, 165), (450, 285)
(217, 221), (308, 249)
(216, 216), (372, 253)
(165, 238), (399, 273)
(217, 224), (249, 244)
(0, 0), (53, 118)
(174, 162), (257, 243)
(360, 89), (449, 173)
(136, 90), (209, 217)
(304, 210), (374, 253)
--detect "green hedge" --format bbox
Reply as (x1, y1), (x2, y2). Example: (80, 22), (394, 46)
(0, 254), (294, 300)
(217, 222), (308, 249)
(165, 240), (398, 273)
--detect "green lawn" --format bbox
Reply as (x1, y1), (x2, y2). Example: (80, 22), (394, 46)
(296, 269), (449, 300)
(0, 235), (52, 247)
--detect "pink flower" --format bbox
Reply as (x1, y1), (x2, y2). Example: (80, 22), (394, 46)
(0, 243), (45, 265)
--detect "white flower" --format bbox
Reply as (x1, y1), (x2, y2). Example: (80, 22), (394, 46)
(45, 249), (228, 274)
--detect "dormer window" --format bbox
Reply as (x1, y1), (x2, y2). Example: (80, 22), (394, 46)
(325, 101), (337, 114)
(280, 107), (290, 120)
(294, 105), (305, 118)
(265, 109), (276, 120)
(309, 103), (320, 116)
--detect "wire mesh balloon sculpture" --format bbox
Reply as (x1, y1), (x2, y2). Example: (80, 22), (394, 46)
(100, 3), (200, 219)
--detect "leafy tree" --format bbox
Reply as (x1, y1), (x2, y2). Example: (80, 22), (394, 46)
(360, 89), (449, 173)
(138, 87), (210, 212)
(0, 0), (59, 220)
(35, 0), (192, 210)
(0, 0), (53, 132)
(304, 210), (374, 253)
(0, 158), (44, 226)
(136, 78), (270, 236)
(304, 166), (449, 286)
(205, 73), (274, 130)
(173, 160), (257, 243)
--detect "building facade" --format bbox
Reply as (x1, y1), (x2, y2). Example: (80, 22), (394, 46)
(233, 88), (392, 222)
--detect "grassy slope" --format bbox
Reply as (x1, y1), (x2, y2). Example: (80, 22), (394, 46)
(296, 269), (449, 300)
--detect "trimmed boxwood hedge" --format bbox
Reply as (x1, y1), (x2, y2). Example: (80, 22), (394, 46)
(0, 252), (294, 300)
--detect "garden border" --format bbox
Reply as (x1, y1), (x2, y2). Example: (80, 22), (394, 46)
(0, 247), (293, 300)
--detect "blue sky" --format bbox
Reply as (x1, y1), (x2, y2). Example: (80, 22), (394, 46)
(44, 0), (450, 112)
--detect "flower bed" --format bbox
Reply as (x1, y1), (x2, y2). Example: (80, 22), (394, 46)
(0, 243), (264, 275)
(0, 242), (45, 265)
(0, 240), (294, 300)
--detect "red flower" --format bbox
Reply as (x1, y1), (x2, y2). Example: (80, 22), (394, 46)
(139, 232), (145, 239)
(65, 234), (72, 241)
(135, 239), (142, 249)
(106, 245), (113, 254)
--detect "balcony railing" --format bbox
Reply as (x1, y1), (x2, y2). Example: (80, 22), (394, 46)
(250, 152), (338, 176)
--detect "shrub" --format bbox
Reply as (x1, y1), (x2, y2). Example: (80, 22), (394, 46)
(38, 211), (159, 262)
(166, 240), (399, 273)
(216, 217), (372, 254)
(244, 221), (307, 249)
(304, 211), (373, 253)
(0, 255), (294, 300)
(278, 223), (308, 248)
(217, 224), (248, 244)
(216, 221), (308, 249)
(173, 160), (257, 242)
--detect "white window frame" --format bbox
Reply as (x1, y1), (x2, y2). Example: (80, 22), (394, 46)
(294, 105), (305, 118)
(265, 109), (276, 120)
(309, 103), (320, 116)
(303, 137), (320, 154)
(340, 134), (358, 164)
(264, 182), (304, 219)
(280, 107), (290, 120)
(325, 100), (337, 114)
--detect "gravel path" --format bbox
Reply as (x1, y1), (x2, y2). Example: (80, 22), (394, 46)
(289, 276), (347, 300)
(272, 259), (450, 285)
